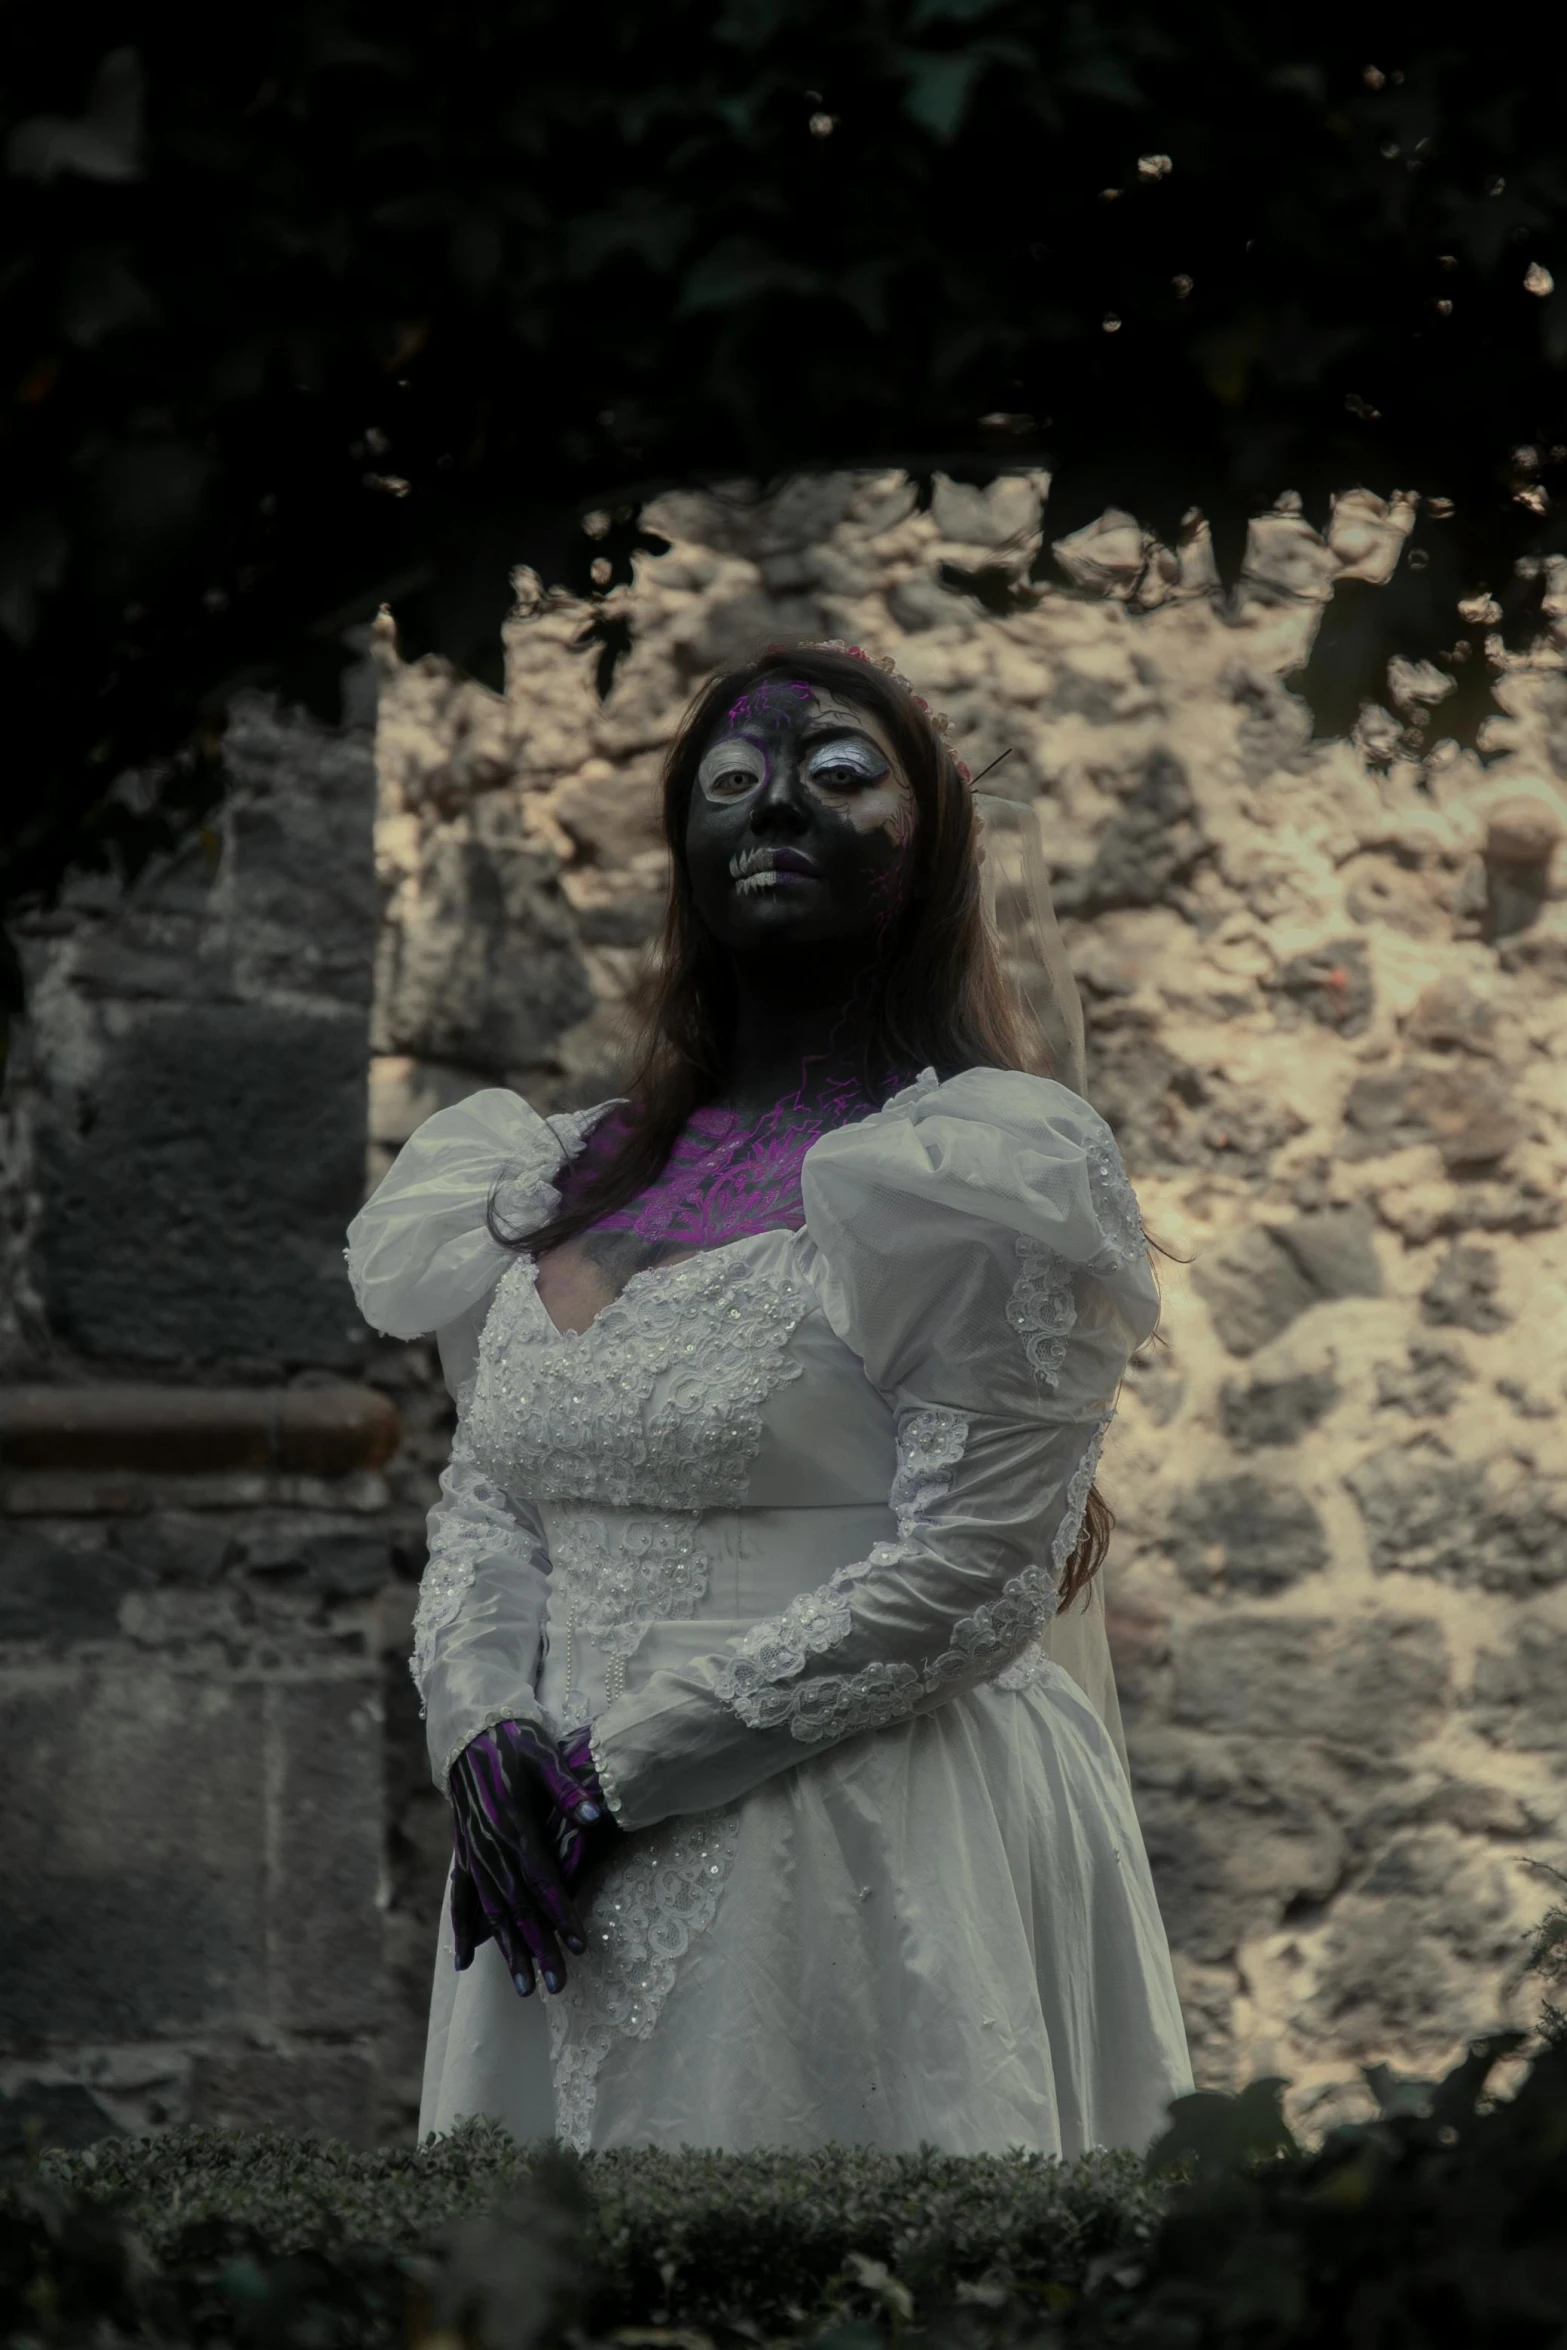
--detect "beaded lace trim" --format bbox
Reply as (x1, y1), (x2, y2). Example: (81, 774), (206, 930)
(544, 1804), (741, 2152)
(1084, 1135), (1145, 1274)
(992, 1411), (1114, 1692)
(1006, 1238), (1078, 1390)
(712, 1406), (969, 1733)
(715, 1408), (1114, 1738)
(547, 1506), (714, 1710)
(465, 1247), (811, 1510)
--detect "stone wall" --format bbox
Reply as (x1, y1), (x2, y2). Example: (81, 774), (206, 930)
(0, 661), (447, 2149)
(372, 471), (1567, 2135)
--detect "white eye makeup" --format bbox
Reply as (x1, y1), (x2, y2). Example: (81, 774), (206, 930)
(696, 738), (767, 800)
(694, 726), (896, 805)
(803, 735), (890, 789)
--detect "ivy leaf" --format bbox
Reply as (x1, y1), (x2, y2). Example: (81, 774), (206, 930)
(907, 0), (1011, 25)
(8, 46), (145, 184)
(678, 239), (824, 311)
(1144, 2079), (1300, 2181)
(897, 49), (989, 142)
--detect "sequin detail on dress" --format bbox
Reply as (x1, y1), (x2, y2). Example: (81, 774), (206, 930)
(545, 1805), (741, 2152)
(465, 1248), (812, 1510)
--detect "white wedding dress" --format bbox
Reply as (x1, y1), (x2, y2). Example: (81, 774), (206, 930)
(346, 1066), (1193, 2159)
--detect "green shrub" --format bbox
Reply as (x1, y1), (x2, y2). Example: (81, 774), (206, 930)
(7, 1900), (1566, 2350)
(5, 2126), (1160, 2350)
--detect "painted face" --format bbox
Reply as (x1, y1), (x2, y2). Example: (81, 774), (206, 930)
(684, 678), (918, 956)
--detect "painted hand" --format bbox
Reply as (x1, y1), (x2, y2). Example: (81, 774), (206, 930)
(447, 1718), (603, 1999)
(544, 1720), (629, 1891)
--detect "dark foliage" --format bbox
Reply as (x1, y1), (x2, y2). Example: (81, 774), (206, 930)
(3, 2124), (1160, 2348)
(5, 7), (1567, 1007)
(6, 2038), (1567, 2348)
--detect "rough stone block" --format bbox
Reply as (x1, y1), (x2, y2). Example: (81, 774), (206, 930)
(1191, 1207), (1381, 1357)
(1348, 1448), (1566, 1594)
(1171, 1612), (1450, 1753)
(1129, 1727), (1352, 1963)
(1297, 1828), (1518, 2063)
(221, 703), (380, 1011)
(109, 1518), (241, 1585)
(930, 473), (1043, 548)
(34, 998), (370, 1367)
(1344, 1446), (1492, 1583)
(0, 1531), (147, 1644)
(1271, 1205), (1383, 1302)
(1190, 1228), (1320, 1357)
(1342, 1060), (1522, 1172)
(375, 836), (593, 1072)
(1402, 976), (1499, 1058)
(1087, 1024), (1303, 1182)
(0, 2081), (121, 2155)
(1472, 1612), (1567, 1757)
(1164, 1471), (1331, 1595)
(241, 1528), (394, 1597)
(1218, 1367), (1340, 1450)
(265, 1681), (385, 2032)
(190, 2046), (378, 2143)
(551, 756), (665, 863)
(1057, 752), (1207, 915)
(1420, 1243), (1512, 1333)
(1373, 1341), (1473, 1418)
(0, 1669), (268, 2043)
(1271, 938), (1374, 1036)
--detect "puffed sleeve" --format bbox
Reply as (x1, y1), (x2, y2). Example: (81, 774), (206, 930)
(345, 1087), (612, 1784)
(587, 1068), (1159, 1830)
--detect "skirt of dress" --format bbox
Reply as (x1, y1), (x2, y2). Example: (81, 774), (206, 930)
(418, 1657), (1192, 2158)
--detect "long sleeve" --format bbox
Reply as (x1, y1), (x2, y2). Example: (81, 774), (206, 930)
(588, 1069), (1159, 1832)
(343, 1082), (620, 1787)
(414, 1417), (556, 1786)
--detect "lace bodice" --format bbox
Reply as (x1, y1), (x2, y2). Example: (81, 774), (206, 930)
(464, 1245), (813, 1510)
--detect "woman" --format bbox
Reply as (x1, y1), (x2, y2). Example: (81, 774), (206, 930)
(347, 641), (1193, 2158)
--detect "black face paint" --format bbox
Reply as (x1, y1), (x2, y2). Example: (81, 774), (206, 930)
(685, 682), (919, 961)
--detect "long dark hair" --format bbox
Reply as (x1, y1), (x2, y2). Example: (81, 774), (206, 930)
(499, 642), (1170, 1610)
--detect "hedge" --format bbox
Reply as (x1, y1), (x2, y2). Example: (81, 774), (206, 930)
(5, 1886), (1565, 2350)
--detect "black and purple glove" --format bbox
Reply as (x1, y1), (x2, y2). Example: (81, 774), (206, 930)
(545, 1720), (628, 1890)
(448, 1718), (610, 1998)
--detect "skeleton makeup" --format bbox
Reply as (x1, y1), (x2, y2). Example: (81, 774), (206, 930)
(685, 679), (919, 957)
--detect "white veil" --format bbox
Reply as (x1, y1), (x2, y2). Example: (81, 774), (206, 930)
(973, 790), (1087, 1097)
(972, 791), (1131, 1779)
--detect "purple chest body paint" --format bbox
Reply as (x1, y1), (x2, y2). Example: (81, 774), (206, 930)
(560, 1062), (911, 1249)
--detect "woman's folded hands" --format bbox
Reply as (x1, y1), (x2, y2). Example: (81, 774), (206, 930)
(447, 1717), (623, 1997)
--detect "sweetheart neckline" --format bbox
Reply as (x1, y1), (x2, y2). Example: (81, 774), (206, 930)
(520, 1225), (809, 1342)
